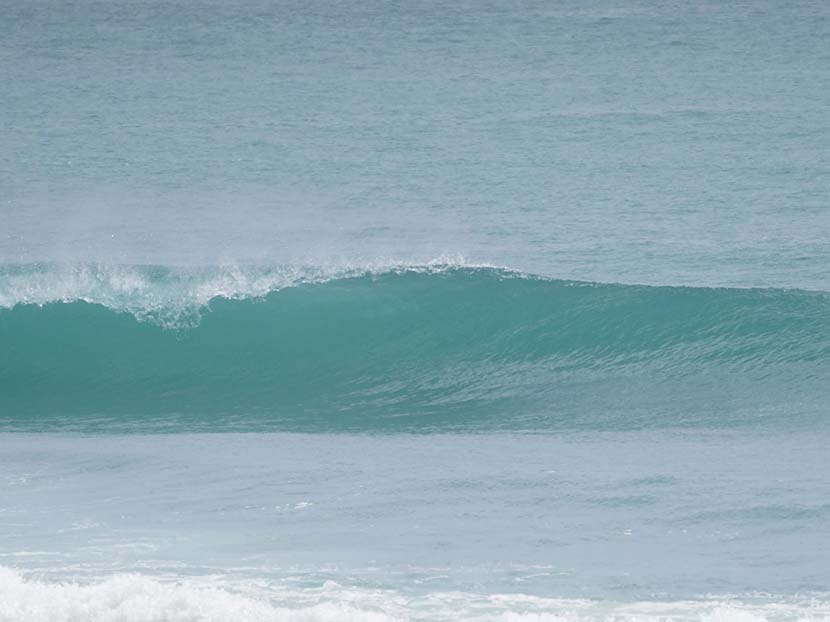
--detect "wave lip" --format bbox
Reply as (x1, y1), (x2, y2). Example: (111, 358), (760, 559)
(0, 258), (482, 328)
(1, 567), (829, 622)
(2, 264), (829, 432)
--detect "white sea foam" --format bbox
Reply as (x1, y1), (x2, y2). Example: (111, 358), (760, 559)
(0, 568), (397, 622)
(1, 567), (828, 622)
(0, 256), (493, 328)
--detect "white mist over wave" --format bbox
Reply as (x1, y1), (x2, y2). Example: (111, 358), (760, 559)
(1, 567), (828, 622)
(0, 256), (489, 328)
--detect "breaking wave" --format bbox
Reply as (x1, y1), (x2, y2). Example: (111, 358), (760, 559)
(1, 263), (828, 432)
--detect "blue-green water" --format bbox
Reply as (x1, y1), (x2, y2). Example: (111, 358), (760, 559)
(2, 266), (830, 432)
(1, 1), (829, 620)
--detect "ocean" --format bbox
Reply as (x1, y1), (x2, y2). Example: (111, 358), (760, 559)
(1, 0), (829, 620)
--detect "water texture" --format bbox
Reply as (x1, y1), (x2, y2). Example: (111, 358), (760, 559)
(1, 0), (829, 619)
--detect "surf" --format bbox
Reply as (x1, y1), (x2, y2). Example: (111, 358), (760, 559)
(1, 264), (828, 432)
(1, 566), (828, 622)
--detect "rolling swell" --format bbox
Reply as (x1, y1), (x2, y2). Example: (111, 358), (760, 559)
(1, 265), (828, 432)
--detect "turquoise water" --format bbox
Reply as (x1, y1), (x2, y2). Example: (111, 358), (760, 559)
(1, 0), (830, 620)
(2, 266), (830, 432)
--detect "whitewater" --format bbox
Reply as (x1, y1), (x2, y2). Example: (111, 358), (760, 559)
(3, 567), (830, 622)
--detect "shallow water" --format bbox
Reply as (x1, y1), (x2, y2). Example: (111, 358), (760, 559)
(2, 430), (829, 610)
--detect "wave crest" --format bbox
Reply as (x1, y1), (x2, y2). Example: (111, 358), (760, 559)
(0, 258), (479, 328)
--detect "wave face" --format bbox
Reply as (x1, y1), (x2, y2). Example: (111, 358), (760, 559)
(1, 567), (828, 622)
(1, 264), (829, 432)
